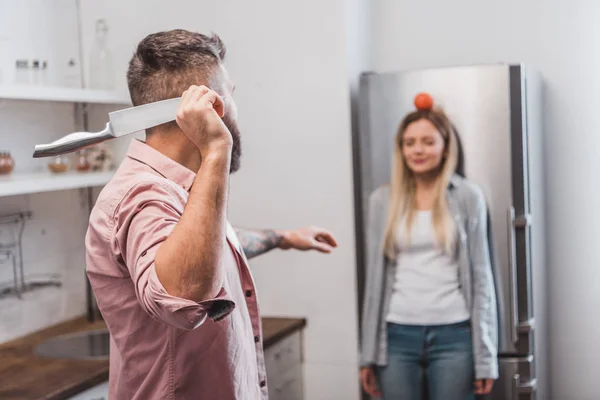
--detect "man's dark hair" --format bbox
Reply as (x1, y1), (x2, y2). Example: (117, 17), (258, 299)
(127, 29), (226, 107)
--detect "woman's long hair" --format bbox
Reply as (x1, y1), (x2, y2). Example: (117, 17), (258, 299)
(383, 107), (460, 258)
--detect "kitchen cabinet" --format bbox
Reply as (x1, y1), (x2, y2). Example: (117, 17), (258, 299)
(265, 330), (304, 400)
(62, 338), (307, 400)
(63, 330), (305, 400)
(0, 316), (306, 400)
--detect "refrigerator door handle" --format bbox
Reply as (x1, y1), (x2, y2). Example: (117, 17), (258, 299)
(507, 207), (519, 344)
(511, 374), (537, 399)
(511, 374), (520, 400)
(517, 318), (535, 333)
(508, 207), (533, 343)
(519, 378), (537, 394)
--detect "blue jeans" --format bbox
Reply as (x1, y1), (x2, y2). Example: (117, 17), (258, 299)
(376, 321), (474, 400)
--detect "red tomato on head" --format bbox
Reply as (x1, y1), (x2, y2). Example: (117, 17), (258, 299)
(414, 93), (434, 110)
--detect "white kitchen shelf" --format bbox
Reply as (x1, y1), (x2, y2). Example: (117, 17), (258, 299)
(0, 85), (131, 105)
(0, 170), (114, 197)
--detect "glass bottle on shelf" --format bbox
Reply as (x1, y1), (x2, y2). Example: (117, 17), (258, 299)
(88, 19), (115, 90)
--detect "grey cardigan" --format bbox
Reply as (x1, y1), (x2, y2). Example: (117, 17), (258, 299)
(359, 175), (499, 379)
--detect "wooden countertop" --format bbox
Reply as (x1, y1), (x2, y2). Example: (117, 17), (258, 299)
(0, 316), (306, 400)
(262, 317), (306, 348)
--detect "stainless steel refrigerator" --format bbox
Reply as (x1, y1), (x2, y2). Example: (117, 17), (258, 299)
(353, 64), (547, 400)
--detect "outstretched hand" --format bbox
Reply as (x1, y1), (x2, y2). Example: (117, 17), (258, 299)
(278, 226), (338, 253)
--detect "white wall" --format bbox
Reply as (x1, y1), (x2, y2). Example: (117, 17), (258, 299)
(372, 1), (600, 398)
(79, 1), (360, 399)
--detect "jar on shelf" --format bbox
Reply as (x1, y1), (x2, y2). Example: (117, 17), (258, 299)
(0, 152), (15, 175)
(48, 155), (69, 174)
(74, 150), (91, 172)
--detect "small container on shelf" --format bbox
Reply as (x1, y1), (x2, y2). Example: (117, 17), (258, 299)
(47, 155), (69, 174)
(0, 152), (15, 175)
(89, 144), (114, 172)
(74, 150), (91, 172)
(62, 58), (81, 88)
(40, 61), (49, 86)
(30, 60), (40, 85)
(14, 60), (29, 85)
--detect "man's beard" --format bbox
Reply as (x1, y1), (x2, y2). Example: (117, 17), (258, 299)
(223, 114), (242, 173)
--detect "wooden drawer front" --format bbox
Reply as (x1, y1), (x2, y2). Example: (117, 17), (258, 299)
(268, 364), (303, 400)
(265, 331), (302, 379)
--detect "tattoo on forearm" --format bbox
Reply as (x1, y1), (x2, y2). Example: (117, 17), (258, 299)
(234, 228), (283, 259)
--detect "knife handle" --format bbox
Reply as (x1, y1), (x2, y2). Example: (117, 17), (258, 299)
(32, 123), (114, 158)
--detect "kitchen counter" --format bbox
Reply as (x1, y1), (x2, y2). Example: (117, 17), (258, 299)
(0, 316), (306, 400)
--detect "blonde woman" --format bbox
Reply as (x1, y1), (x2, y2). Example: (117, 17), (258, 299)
(359, 94), (498, 400)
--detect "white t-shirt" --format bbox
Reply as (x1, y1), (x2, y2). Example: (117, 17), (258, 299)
(386, 210), (470, 325)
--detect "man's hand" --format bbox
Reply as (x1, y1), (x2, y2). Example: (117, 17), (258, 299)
(234, 226), (338, 260)
(176, 85), (232, 157)
(278, 226), (338, 253)
(474, 378), (494, 395)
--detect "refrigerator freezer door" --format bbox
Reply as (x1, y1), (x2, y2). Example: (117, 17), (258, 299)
(356, 64), (533, 355)
(491, 356), (536, 400)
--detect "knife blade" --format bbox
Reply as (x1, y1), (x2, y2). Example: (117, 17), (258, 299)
(32, 97), (181, 158)
(109, 97), (181, 136)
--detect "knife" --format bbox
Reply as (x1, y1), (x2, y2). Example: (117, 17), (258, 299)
(32, 97), (182, 158)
